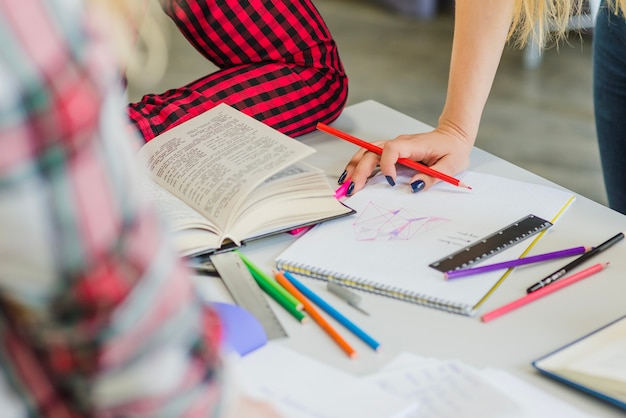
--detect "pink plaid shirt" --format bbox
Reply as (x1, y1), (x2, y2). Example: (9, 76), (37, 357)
(0, 0), (225, 416)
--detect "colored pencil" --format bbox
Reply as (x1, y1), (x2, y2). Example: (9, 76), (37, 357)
(526, 232), (624, 293)
(234, 251), (306, 323)
(481, 262), (609, 323)
(444, 246), (592, 280)
(247, 267), (307, 323)
(274, 271), (357, 358)
(281, 271), (381, 351)
(316, 122), (471, 190)
(237, 251), (302, 310)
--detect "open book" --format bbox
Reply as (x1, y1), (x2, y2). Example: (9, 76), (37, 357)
(533, 315), (626, 410)
(137, 103), (354, 257)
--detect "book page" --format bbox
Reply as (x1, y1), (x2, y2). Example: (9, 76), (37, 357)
(276, 169), (574, 313)
(225, 163), (351, 239)
(565, 333), (626, 385)
(137, 103), (315, 237)
(143, 178), (216, 232)
(142, 178), (223, 255)
(536, 316), (626, 397)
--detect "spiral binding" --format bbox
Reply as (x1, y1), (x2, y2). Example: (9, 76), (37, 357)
(275, 259), (475, 316)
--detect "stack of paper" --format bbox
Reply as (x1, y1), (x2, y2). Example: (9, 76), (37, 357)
(367, 352), (593, 417)
(235, 344), (418, 418)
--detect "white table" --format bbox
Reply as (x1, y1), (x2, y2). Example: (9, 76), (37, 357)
(201, 100), (626, 417)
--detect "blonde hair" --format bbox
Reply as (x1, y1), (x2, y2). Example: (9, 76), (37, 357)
(87, 0), (169, 88)
(508, 0), (626, 48)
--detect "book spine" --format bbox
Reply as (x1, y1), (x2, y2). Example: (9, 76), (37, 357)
(275, 259), (473, 316)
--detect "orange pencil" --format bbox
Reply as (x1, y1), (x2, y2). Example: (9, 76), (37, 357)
(274, 270), (357, 359)
(316, 122), (472, 190)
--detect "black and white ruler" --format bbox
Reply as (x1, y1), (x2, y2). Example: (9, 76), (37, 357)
(429, 214), (553, 272)
(210, 251), (288, 340)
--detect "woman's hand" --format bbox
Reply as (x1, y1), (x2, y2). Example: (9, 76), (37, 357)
(339, 125), (474, 195)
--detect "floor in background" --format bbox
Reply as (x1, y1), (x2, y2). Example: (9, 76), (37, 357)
(128, 0), (606, 206)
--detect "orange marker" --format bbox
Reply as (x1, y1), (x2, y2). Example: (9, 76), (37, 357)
(274, 270), (357, 359)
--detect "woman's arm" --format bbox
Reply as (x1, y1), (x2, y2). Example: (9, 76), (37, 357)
(343, 0), (515, 194)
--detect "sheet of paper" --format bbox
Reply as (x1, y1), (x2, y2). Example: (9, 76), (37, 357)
(481, 368), (593, 418)
(369, 352), (592, 418)
(235, 344), (418, 418)
(368, 359), (524, 418)
(276, 169), (574, 314)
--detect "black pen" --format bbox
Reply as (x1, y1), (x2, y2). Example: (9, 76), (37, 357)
(526, 232), (624, 293)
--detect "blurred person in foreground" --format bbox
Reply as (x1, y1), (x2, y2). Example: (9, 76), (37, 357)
(0, 0), (284, 416)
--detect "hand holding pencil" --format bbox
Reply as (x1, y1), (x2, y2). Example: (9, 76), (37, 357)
(318, 122), (474, 195)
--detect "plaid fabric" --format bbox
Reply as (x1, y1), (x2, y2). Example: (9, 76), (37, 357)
(129, 0), (348, 141)
(0, 0), (225, 416)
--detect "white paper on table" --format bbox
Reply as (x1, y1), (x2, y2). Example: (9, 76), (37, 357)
(235, 343), (418, 418)
(481, 368), (594, 418)
(366, 358), (524, 418)
(367, 352), (592, 418)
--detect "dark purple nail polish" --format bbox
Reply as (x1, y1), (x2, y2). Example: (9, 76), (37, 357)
(338, 170), (348, 184)
(346, 182), (355, 196)
(385, 176), (395, 186)
(411, 180), (425, 193)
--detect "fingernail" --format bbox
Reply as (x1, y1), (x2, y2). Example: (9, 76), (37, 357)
(385, 176), (395, 187)
(338, 170), (347, 184)
(411, 180), (425, 193)
(346, 182), (355, 196)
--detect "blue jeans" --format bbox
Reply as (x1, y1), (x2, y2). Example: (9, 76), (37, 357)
(593, 1), (626, 214)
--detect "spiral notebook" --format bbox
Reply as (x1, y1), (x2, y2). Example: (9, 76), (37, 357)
(275, 170), (575, 316)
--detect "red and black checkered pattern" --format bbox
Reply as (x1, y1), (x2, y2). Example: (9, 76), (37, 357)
(129, 0), (348, 141)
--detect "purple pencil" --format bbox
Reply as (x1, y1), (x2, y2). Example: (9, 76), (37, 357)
(443, 246), (592, 280)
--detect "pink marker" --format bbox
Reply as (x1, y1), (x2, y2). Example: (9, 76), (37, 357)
(334, 178), (351, 199)
(289, 180), (351, 235)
